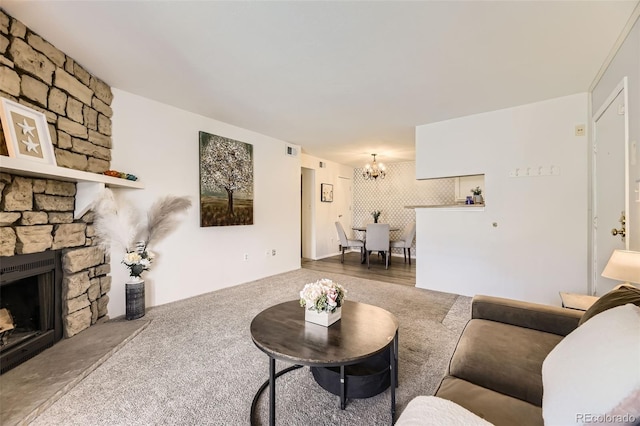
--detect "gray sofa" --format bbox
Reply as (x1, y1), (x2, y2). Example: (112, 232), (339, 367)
(433, 295), (583, 426)
(396, 286), (640, 425)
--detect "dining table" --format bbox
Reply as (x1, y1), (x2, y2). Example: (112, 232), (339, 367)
(352, 226), (400, 232)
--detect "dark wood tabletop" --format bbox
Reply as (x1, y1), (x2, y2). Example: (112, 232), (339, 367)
(250, 300), (398, 367)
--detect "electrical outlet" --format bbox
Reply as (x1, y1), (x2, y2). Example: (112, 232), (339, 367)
(243, 253), (249, 261)
(271, 249), (276, 256)
(575, 124), (585, 136)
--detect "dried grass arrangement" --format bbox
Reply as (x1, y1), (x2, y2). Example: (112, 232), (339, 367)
(92, 188), (192, 266)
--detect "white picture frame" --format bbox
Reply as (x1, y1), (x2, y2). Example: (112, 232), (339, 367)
(0, 98), (57, 166)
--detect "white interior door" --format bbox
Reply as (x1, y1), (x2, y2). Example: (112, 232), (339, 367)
(592, 78), (629, 295)
(335, 177), (352, 246)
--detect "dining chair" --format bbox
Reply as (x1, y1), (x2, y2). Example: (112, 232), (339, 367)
(334, 222), (365, 263)
(390, 222), (416, 264)
(365, 223), (390, 269)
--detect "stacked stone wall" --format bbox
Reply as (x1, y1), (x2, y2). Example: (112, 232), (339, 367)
(0, 9), (113, 172)
(0, 10), (114, 337)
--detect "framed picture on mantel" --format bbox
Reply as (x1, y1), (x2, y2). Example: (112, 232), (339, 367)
(0, 98), (57, 166)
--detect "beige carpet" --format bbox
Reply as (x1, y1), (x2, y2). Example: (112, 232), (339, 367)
(27, 269), (471, 426)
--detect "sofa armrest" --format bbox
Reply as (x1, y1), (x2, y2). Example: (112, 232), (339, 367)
(471, 295), (583, 336)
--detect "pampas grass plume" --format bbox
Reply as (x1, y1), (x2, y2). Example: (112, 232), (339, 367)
(141, 196), (192, 247)
(92, 189), (191, 252)
(92, 189), (140, 252)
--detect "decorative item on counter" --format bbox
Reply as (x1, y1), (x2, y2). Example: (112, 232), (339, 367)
(372, 210), (381, 223)
(465, 196), (474, 205)
(104, 169), (138, 181)
(471, 186), (484, 204)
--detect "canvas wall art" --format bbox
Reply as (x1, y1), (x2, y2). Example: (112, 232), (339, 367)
(199, 131), (254, 226)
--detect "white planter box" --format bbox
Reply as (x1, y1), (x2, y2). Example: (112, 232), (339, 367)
(305, 307), (341, 327)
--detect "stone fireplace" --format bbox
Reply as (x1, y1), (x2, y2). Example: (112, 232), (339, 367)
(0, 10), (117, 372)
(0, 174), (113, 371)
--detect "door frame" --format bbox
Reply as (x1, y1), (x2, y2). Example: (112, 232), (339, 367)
(301, 167), (316, 260)
(590, 77), (630, 294)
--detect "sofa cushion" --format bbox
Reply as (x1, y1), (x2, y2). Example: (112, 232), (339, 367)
(435, 376), (543, 426)
(395, 395), (493, 426)
(449, 319), (563, 406)
(578, 284), (640, 326)
(542, 304), (640, 425)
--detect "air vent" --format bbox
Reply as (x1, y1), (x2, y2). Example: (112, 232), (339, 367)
(286, 146), (298, 157)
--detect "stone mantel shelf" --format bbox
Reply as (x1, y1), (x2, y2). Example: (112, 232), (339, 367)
(1, 155), (143, 218)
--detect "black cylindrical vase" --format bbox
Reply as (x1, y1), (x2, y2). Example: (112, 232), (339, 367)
(125, 280), (145, 320)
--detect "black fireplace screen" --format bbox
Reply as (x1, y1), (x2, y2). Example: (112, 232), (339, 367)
(0, 251), (62, 374)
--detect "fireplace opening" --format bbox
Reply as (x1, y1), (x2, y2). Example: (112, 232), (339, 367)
(0, 251), (62, 374)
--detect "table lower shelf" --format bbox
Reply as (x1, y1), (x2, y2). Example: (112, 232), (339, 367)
(310, 347), (391, 399)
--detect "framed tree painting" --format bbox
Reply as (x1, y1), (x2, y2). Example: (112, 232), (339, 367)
(0, 98), (56, 165)
(199, 131), (254, 226)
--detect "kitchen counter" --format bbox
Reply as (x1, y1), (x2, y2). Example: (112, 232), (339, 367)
(405, 204), (485, 209)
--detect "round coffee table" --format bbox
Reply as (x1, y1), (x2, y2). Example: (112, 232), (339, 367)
(250, 300), (399, 425)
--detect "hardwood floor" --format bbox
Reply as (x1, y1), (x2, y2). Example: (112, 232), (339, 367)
(301, 251), (416, 287)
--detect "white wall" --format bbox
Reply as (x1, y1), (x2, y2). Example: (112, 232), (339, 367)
(592, 17), (639, 250)
(108, 89), (301, 317)
(415, 93), (589, 305)
(301, 153), (353, 259)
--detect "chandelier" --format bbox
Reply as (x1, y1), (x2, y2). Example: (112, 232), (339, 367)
(363, 154), (386, 180)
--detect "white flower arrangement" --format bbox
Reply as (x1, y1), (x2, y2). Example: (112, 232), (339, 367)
(299, 279), (346, 314)
(122, 248), (154, 278)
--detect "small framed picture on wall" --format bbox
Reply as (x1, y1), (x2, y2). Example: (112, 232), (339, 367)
(321, 183), (333, 202)
(0, 98), (57, 166)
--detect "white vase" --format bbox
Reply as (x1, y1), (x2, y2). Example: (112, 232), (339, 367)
(305, 307), (341, 327)
(127, 275), (144, 284)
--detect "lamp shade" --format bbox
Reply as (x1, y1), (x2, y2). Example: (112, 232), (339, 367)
(601, 250), (640, 284)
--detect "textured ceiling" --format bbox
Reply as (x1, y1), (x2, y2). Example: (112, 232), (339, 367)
(3, 1), (638, 166)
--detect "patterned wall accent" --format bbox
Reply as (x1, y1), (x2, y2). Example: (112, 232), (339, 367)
(352, 161), (455, 258)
